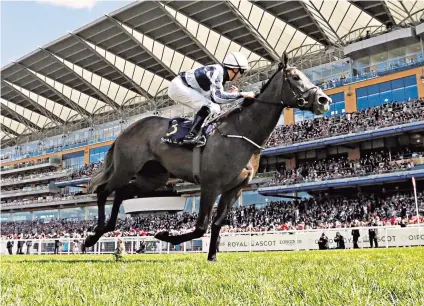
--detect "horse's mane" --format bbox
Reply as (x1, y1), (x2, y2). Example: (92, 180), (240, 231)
(258, 65), (282, 94)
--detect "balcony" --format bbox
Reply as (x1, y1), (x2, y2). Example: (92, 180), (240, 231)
(0, 185), (59, 200)
(1, 171), (70, 187)
(344, 27), (418, 58)
(1, 194), (114, 211)
(1, 157), (61, 176)
(259, 168), (424, 195)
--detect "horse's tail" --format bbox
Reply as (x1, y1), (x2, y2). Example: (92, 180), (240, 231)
(89, 142), (116, 194)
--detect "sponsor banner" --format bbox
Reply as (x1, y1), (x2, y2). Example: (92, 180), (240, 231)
(202, 227), (424, 252)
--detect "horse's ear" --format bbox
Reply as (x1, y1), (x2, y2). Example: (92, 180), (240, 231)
(279, 52), (288, 70)
(283, 51), (289, 69)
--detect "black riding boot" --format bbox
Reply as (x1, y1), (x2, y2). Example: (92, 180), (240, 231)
(183, 106), (210, 143)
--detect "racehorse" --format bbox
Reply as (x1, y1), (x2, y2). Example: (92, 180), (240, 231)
(84, 54), (331, 261)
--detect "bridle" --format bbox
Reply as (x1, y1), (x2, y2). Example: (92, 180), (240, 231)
(211, 55), (320, 151)
(249, 61), (319, 109)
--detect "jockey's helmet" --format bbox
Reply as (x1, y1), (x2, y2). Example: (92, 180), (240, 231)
(223, 52), (250, 73)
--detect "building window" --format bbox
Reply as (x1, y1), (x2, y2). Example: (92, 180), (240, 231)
(356, 75), (418, 110)
(62, 151), (84, 170)
(89, 145), (111, 163)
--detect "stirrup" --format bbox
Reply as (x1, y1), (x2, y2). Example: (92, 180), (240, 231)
(195, 135), (206, 147)
(182, 133), (198, 144)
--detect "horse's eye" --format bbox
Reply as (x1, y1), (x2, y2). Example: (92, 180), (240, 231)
(292, 75), (300, 81)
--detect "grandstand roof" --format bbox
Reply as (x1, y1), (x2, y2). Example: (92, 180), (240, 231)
(2, 0), (424, 147)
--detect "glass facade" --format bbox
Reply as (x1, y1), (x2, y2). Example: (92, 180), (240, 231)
(34, 210), (59, 221)
(62, 151), (85, 169)
(304, 59), (351, 86)
(295, 92), (345, 122)
(12, 212), (33, 222)
(89, 145), (111, 163)
(353, 44), (422, 76)
(60, 207), (85, 220)
(242, 191), (285, 207)
(1, 213), (11, 222)
(184, 197), (193, 213)
(356, 75), (418, 110)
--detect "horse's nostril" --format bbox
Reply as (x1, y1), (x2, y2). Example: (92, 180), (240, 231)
(318, 96), (329, 105)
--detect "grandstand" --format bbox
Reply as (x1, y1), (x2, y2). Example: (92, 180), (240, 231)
(1, 0), (424, 243)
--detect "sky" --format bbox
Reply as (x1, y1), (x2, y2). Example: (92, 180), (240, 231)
(1, 0), (133, 67)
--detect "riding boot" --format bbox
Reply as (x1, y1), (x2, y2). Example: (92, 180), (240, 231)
(183, 106), (210, 143)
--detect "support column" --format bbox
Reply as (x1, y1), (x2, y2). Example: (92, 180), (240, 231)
(284, 108), (295, 125)
(285, 157), (296, 170)
(345, 90), (357, 113)
(348, 147), (360, 160)
(84, 147), (90, 165)
(238, 192), (243, 207)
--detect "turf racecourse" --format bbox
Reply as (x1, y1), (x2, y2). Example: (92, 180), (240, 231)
(1, 248), (423, 306)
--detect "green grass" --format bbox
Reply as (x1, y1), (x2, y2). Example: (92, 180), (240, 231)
(1, 248), (423, 306)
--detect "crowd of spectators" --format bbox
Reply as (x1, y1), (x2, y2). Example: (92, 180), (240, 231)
(265, 149), (420, 187)
(1, 158), (50, 171)
(58, 162), (103, 182)
(265, 98), (424, 147)
(1, 169), (71, 185)
(2, 192), (422, 240)
(1, 193), (88, 208)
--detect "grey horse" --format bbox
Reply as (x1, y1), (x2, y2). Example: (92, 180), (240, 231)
(84, 57), (331, 261)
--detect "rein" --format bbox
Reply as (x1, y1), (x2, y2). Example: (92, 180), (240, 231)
(209, 63), (318, 150)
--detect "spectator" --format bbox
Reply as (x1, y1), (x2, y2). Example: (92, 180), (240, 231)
(368, 220), (379, 248)
(318, 233), (329, 250)
(6, 240), (14, 255)
(334, 232), (345, 249)
(26, 237), (32, 254)
(352, 224), (361, 249)
(54, 238), (60, 254)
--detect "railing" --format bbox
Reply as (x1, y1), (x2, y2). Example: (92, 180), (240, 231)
(341, 25), (387, 45)
(1, 225), (422, 255)
(265, 158), (418, 187)
(317, 56), (424, 91)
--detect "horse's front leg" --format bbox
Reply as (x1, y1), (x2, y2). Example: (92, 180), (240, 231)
(155, 186), (219, 245)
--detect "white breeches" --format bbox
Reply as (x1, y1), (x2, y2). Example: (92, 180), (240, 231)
(168, 76), (221, 114)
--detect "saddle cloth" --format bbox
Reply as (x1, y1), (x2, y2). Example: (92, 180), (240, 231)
(160, 117), (215, 147)
(160, 103), (242, 148)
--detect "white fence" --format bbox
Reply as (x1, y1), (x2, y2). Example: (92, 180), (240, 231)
(1, 226), (423, 255)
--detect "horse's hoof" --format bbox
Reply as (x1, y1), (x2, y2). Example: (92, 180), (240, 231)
(207, 256), (218, 262)
(155, 231), (170, 242)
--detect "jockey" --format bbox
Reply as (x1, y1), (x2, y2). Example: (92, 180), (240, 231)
(167, 51), (256, 143)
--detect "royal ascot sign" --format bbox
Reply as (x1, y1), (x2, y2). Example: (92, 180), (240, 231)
(201, 227), (424, 252)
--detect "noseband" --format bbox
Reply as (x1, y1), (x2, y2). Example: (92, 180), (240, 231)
(283, 67), (319, 108)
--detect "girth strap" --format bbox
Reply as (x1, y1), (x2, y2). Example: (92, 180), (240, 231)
(192, 146), (202, 184)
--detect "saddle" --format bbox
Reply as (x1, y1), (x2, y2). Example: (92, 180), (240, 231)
(160, 103), (242, 148)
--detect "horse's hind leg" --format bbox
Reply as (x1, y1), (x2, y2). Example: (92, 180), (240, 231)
(84, 190), (109, 247)
(84, 171), (136, 247)
(104, 169), (169, 233)
(103, 188), (127, 233)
